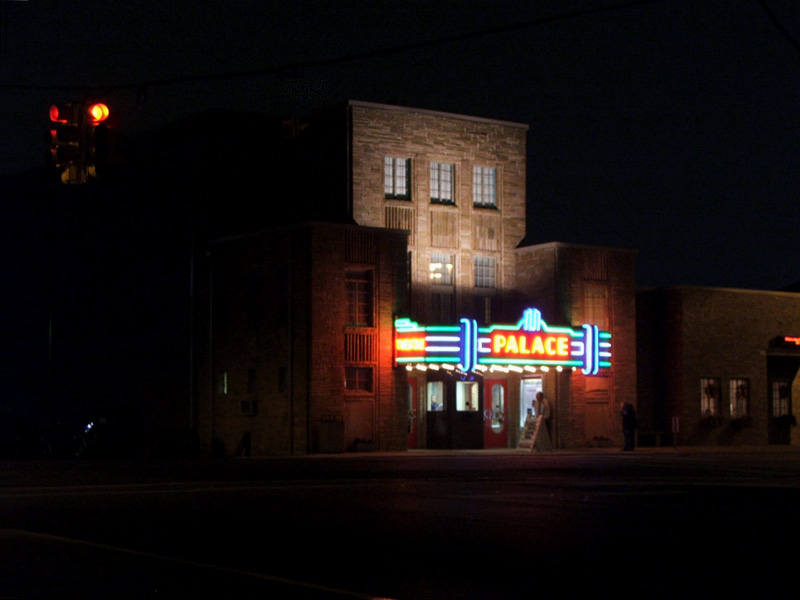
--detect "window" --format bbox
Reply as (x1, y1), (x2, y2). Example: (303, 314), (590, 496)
(385, 157), (410, 199)
(474, 255), (496, 289)
(345, 366), (373, 392)
(772, 380), (791, 417)
(700, 378), (720, 417)
(490, 384), (505, 432)
(456, 381), (479, 412)
(429, 253), (454, 286)
(730, 379), (749, 418)
(346, 270), (373, 327)
(427, 381), (445, 411)
(473, 166), (496, 207)
(430, 162), (454, 204)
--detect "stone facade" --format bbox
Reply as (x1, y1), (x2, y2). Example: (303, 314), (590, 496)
(348, 101), (528, 324)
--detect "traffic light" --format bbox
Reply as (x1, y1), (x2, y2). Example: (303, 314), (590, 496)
(85, 102), (112, 179)
(47, 103), (82, 166)
(46, 101), (114, 183)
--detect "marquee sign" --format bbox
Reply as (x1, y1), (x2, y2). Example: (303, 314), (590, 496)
(394, 308), (611, 376)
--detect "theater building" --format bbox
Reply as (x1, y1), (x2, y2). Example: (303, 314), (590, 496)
(637, 286), (800, 446)
(192, 101), (638, 454)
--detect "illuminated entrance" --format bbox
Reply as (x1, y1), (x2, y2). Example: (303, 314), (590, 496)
(395, 308), (612, 375)
(396, 308), (612, 450)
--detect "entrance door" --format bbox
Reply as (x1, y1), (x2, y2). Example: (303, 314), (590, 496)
(426, 380), (448, 449)
(483, 379), (508, 449)
(407, 379), (419, 449)
(520, 377), (542, 428)
(453, 380), (483, 449)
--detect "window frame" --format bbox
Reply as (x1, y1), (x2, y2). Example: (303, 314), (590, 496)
(473, 165), (497, 208)
(700, 377), (721, 417)
(772, 380), (791, 417)
(430, 161), (455, 205)
(345, 269), (374, 327)
(429, 252), (455, 287)
(344, 365), (374, 394)
(384, 156), (411, 200)
(729, 378), (749, 418)
(474, 254), (497, 290)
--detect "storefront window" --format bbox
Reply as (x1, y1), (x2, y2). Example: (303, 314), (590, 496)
(456, 381), (479, 412)
(427, 381), (445, 412)
(772, 380), (791, 417)
(700, 378), (720, 417)
(730, 379), (749, 418)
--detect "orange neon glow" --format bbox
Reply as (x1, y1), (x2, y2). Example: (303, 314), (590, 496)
(785, 336), (800, 346)
(87, 103), (109, 123)
(396, 337), (426, 352)
(491, 333), (569, 357)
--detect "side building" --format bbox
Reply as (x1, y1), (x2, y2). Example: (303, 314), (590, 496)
(637, 286), (800, 447)
(192, 223), (409, 455)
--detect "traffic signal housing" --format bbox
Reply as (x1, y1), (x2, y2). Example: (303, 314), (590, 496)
(47, 103), (82, 166)
(46, 101), (115, 183)
(85, 103), (112, 179)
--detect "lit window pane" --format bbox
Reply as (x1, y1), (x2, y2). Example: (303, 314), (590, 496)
(473, 166), (496, 207)
(385, 157), (410, 199)
(430, 253), (454, 286)
(474, 255), (496, 288)
(431, 162), (454, 204)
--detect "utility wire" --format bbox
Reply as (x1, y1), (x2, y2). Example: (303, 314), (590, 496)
(0, 0), (663, 95)
(758, 0), (800, 57)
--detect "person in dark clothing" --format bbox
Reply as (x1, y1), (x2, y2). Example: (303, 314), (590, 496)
(621, 402), (637, 451)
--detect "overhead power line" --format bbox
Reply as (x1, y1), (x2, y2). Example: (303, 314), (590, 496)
(1, 0), (663, 96)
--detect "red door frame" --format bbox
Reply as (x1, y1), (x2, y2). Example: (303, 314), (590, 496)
(483, 379), (508, 449)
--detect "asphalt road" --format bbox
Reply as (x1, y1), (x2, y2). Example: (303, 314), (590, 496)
(2, 447), (799, 599)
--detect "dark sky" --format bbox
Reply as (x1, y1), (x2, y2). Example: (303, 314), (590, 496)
(2, 0), (800, 290)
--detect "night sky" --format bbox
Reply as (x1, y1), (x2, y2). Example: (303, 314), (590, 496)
(2, 0), (800, 290)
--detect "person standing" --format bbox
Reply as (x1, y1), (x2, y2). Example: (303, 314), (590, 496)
(621, 402), (637, 451)
(535, 391), (552, 440)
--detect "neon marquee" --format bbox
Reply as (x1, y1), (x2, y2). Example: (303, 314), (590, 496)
(394, 308), (611, 376)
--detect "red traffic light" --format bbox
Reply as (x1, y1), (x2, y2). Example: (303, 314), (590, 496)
(49, 104), (70, 123)
(87, 103), (109, 124)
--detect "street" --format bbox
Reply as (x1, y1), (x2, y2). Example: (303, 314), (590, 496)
(2, 448), (799, 599)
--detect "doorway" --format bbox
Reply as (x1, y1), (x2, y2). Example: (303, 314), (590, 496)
(425, 375), (484, 449)
(483, 379), (508, 448)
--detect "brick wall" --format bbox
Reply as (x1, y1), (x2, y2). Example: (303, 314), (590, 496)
(195, 223), (408, 456)
(515, 242), (638, 448)
(639, 286), (800, 446)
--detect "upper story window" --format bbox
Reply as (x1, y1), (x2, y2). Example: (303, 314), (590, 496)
(473, 166), (496, 207)
(429, 253), (455, 286)
(346, 269), (373, 327)
(385, 157), (410, 200)
(430, 162), (454, 204)
(474, 255), (496, 289)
